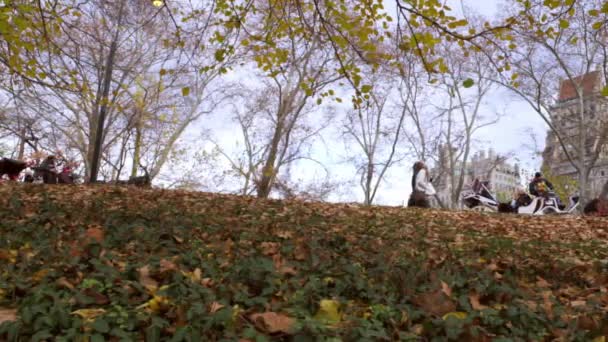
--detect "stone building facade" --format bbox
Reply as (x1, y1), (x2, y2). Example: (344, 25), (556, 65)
(433, 147), (521, 207)
(541, 71), (608, 197)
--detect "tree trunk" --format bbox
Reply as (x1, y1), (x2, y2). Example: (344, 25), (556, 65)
(17, 127), (26, 160)
(600, 179), (608, 200)
(131, 124), (142, 178)
(257, 120), (284, 198)
(89, 0), (125, 182)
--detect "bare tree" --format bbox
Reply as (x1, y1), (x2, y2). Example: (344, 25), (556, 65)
(408, 43), (498, 209)
(492, 0), (608, 206)
(342, 69), (408, 205)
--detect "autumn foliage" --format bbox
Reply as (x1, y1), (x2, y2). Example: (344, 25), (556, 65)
(0, 184), (607, 340)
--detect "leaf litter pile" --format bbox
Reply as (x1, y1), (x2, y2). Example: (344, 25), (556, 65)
(0, 184), (607, 341)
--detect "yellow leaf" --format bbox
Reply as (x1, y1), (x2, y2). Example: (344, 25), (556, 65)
(314, 299), (341, 325)
(71, 308), (105, 322)
(152, 0), (163, 7)
(442, 311), (468, 320)
(31, 269), (49, 283)
(592, 337), (606, 342)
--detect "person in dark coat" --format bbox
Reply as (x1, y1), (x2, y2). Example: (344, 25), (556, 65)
(528, 172), (554, 197)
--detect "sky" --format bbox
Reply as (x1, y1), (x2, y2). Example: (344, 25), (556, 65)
(160, 0), (549, 206)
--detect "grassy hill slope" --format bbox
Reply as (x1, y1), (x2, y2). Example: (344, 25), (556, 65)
(0, 184), (607, 341)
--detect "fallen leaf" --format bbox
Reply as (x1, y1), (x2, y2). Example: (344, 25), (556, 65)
(85, 226), (104, 244)
(469, 292), (487, 310)
(413, 290), (457, 317)
(159, 259), (178, 274)
(71, 308), (105, 322)
(31, 269), (49, 283)
(260, 242), (280, 256)
(276, 231), (293, 239)
(314, 299), (341, 324)
(441, 280), (452, 297)
(209, 301), (225, 313)
(542, 291), (553, 319)
(0, 250), (17, 263)
(536, 276), (551, 288)
(0, 308), (17, 324)
(138, 265), (158, 291)
(442, 311), (468, 320)
(249, 312), (295, 334)
(571, 300), (587, 308)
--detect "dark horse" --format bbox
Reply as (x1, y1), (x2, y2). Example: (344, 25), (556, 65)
(0, 158), (27, 181)
(584, 198), (608, 216)
(497, 193), (533, 213)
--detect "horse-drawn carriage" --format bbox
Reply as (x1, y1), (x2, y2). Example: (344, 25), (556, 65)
(1, 156), (80, 184)
(461, 180), (579, 215)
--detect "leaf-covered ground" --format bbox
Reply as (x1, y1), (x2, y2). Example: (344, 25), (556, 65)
(0, 184), (607, 341)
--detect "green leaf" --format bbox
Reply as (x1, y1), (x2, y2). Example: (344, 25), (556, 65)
(182, 87), (190, 97)
(601, 86), (608, 97)
(589, 9), (599, 16)
(91, 334), (105, 342)
(92, 318), (110, 333)
(559, 19), (569, 29)
(462, 78), (475, 88)
(593, 21), (603, 30)
(360, 84), (372, 93)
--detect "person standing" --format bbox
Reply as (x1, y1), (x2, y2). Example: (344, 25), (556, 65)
(408, 161), (436, 208)
(38, 155), (58, 184)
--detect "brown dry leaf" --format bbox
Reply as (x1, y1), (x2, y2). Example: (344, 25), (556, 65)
(441, 281), (452, 298)
(276, 230), (293, 239)
(159, 259), (178, 274)
(138, 265), (158, 291)
(413, 290), (457, 317)
(260, 242), (280, 256)
(571, 300), (587, 308)
(209, 301), (225, 313)
(31, 269), (49, 283)
(0, 250), (17, 263)
(249, 312), (295, 334)
(173, 235), (184, 244)
(56, 277), (75, 290)
(201, 277), (213, 287)
(293, 242), (308, 261)
(85, 226), (104, 244)
(536, 276), (551, 288)
(0, 308), (17, 324)
(469, 292), (487, 310)
(542, 291), (553, 319)
(280, 265), (297, 276)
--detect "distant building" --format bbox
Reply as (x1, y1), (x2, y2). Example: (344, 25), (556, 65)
(541, 71), (608, 197)
(433, 146), (521, 207)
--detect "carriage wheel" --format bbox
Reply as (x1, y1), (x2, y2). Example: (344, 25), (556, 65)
(469, 205), (495, 213)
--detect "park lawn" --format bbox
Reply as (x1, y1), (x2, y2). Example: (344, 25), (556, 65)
(0, 184), (607, 341)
